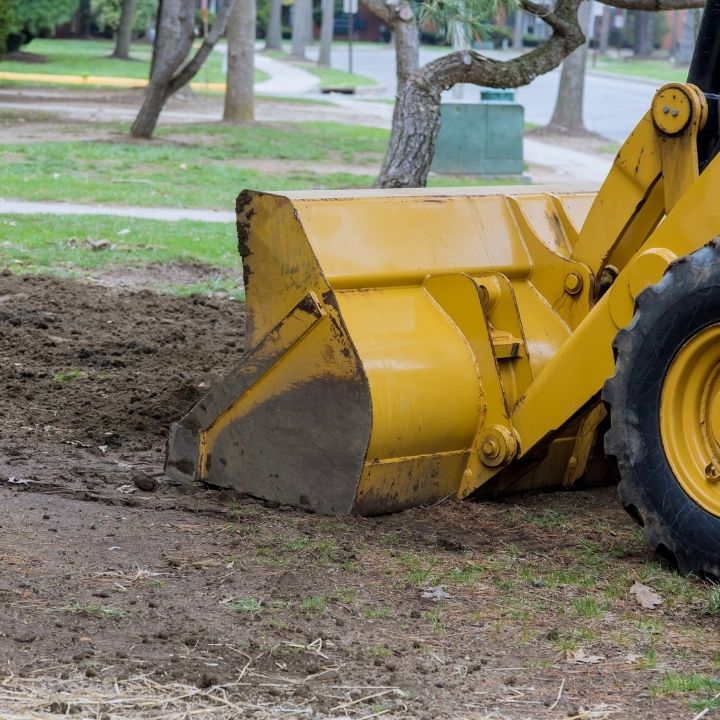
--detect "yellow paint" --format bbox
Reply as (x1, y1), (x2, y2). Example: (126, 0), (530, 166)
(167, 82), (720, 516)
(661, 325), (720, 516)
(0, 70), (227, 91)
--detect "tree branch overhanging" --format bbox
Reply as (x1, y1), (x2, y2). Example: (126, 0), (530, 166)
(361, 0), (419, 86)
(375, 0), (585, 187)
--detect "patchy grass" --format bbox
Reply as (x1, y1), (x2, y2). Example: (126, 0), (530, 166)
(707, 585), (720, 615)
(300, 596), (326, 614)
(0, 120), (526, 208)
(155, 120), (389, 165)
(228, 597), (262, 614)
(0, 120), (395, 208)
(53, 368), (88, 383)
(593, 57), (686, 84)
(363, 606), (394, 619)
(51, 603), (126, 620)
(0, 215), (242, 294)
(2, 38), (269, 86)
(308, 64), (377, 89)
(653, 672), (720, 713)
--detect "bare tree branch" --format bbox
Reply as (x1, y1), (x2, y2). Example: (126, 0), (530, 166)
(167, 0), (236, 96)
(361, 0), (419, 86)
(375, 0), (585, 187)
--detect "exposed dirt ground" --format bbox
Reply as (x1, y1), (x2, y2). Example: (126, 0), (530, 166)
(0, 86), (393, 132)
(1, 270), (719, 719)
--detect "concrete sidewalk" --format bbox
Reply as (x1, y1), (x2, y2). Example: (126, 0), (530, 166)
(525, 138), (612, 185)
(0, 200), (234, 223)
(255, 55), (320, 95)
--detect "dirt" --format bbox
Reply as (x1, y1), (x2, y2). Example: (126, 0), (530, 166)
(0, 86), (392, 132)
(1, 269), (719, 718)
(527, 127), (619, 154)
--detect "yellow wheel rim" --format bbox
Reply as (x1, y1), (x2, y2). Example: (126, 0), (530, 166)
(661, 324), (720, 517)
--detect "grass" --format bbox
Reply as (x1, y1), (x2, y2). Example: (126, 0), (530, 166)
(228, 597), (262, 613)
(0, 120), (520, 209)
(1, 38), (269, 86)
(363, 606), (394, 619)
(0, 215), (242, 289)
(308, 64), (377, 89)
(53, 368), (88, 383)
(593, 57), (687, 84)
(653, 672), (720, 713)
(51, 602), (125, 620)
(0, 122), (391, 208)
(572, 596), (603, 619)
(708, 585), (720, 615)
(300, 596), (326, 613)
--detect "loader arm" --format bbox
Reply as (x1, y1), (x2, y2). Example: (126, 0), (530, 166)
(462, 80), (718, 497)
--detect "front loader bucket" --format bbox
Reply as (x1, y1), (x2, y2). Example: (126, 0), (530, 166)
(166, 187), (596, 514)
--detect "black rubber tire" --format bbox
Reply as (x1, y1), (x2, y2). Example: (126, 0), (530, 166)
(603, 241), (720, 578)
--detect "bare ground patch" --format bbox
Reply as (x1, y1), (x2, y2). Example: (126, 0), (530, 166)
(0, 271), (719, 718)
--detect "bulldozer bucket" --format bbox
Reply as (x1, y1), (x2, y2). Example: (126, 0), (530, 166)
(166, 186), (597, 514)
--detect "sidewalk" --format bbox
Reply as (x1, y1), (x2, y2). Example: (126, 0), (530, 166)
(525, 138), (612, 185)
(0, 200), (234, 223)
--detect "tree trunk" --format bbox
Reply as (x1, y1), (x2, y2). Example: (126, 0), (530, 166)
(305, 0), (314, 45)
(676, 8), (699, 65)
(131, 0), (235, 138)
(318, 0), (334, 66)
(360, 0), (417, 89)
(598, 6), (611, 53)
(266, 0), (283, 50)
(150, 0), (164, 78)
(113, 0), (137, 60)
(224, 0), (256, 122)
(546, 0), (591, 134)
(375, 0), (585, 188)
(633, 11), (654, 57)
(290, 0), (310, 59)
(391, 11), (419, 88)
(513, 10), (524, 51)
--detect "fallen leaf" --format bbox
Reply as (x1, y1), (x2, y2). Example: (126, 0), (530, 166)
(420, 586), (451, 601)
(566, 649), (605, 664)
(630, 581), (663, 609)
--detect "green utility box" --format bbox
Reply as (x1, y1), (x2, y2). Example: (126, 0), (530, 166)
(431, 100), (524, 176)
(480, 89), (515, 102)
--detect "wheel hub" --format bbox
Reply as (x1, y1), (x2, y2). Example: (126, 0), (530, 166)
(661, 324), (720, 516)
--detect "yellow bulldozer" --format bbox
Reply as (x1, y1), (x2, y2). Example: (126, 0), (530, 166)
(167, 7), (720, 578)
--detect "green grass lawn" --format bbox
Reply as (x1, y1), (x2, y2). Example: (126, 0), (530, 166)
(307, 64), (377, 88)
(0, 119), (523, 209)
(0, 121), (392, 208)
(0, 142), (376, 208)
(0, 214), (243, 294)
(0, 38), (270, 85)
(593, 57), (687, 84)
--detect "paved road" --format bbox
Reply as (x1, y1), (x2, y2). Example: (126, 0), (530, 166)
(305, 43), (658, 142)
(516, 71), (657, 142)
